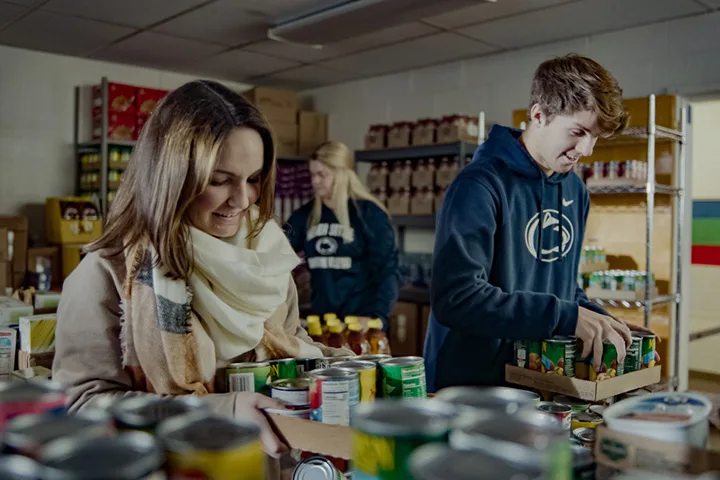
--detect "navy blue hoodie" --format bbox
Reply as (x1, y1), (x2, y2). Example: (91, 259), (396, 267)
(285, 200), (400, 327)
(423, 125), (609, 391)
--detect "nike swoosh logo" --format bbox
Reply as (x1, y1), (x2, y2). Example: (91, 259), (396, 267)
(562, 198), (574, 207)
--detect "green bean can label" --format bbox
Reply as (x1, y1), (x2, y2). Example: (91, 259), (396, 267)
(352, 431), (443, 480)
(589, 342), (624, 381)
(379, 357), (426, 398)
(640, 334), (657, 368)
(270, 359), (297, 381)
(624, 337), (642, 373)
(542, 337), (575, 377)
(227, 362), (271, 395)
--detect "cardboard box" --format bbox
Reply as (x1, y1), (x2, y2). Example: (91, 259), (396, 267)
(0, 327), (17, 375)
(243, 87), (298, 125)
(411, 162), (435, 189)
(594, 425), (720, 475)
(273, 123), (299, 157)
(364, 125), (387, 150)
(34, 292), (61, 310)
(387, 190), (410, 216)
(136, 87), (169, 115)
(17, 350), (54, 370)
(389, 163), (412, 191)
(93, 82), (136, 114)
(0, 262), (8, 295)
(387, 123), (412, 148)
(46, 198), (102, 245)
(0, 216), (28, 288)
(19, 314), (56, 353)
(412, 119), (436, 146)
(0, 297), (33, 326)
(410, 190), (434, 216)
(61, 244), (87, 280)
(436, 115), (479, 144)
(0, 228), (7, 262)
(27, 246), (61, 290)
(435, 159), (459, 189)
(505, 364), (662, 401)
(298, 111), (328, 156)
(267, 414), (352, 459)
(10, 366), (52, 383)
(93, 110), (137, 141)
(389, 301), (422, 357)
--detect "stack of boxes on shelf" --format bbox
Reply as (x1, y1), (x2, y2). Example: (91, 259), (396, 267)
(366, 155), (469, 216)
(242, 86), (329, 157)
(365, 114), (481, 149)
(275, 163), (313, 224)
(91, 82), (169, 142)
(0, 217), (28, 294)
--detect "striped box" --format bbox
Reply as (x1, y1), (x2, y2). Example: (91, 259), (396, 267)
(692, 200), (720, 266)
(19, 314), (56, 353)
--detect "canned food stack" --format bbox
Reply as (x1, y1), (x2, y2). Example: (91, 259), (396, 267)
(514, 334), (658, 381)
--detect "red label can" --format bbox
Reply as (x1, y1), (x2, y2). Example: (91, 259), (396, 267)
(537, 401), (572, 433)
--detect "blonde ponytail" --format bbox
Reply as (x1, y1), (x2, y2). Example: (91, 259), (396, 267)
(309, 142), (389, 229)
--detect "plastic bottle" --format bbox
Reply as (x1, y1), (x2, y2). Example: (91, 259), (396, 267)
(323, 313), (337, 333)
(308, 323), (326, 345)
(344, 322), (371, 356)
(367, 318), (391, 355)
(343, 316), (359, 340)
(327, 322), (345, 349)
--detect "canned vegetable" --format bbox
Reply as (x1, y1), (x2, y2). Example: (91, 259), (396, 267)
(270, 358), (298, 381)
(542, 336), (576, 377)
(0, 380), (66, 428)
(378, 356), (426, 398)
(589, 341), (624, 381)
(110, 395), (208, 433)
(436, 386), (540, 415)
(624, 336), (642, 373)
(309, 368), (360, 425)
(226, 361), (271, 394)
(271, 378), (310, 407)
(537, 402), (572, 433)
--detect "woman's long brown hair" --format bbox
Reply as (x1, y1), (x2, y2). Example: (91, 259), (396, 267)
(88, 80), (277, 280)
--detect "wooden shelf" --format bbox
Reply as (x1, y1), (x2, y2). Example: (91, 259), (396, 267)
(355, 141), (478, 162)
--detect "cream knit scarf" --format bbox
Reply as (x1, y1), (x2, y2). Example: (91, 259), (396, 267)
(121, 207), (322, 395)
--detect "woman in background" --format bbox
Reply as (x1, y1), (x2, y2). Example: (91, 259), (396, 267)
(285, 141), (400, 328)
(52, 81), (348, 469)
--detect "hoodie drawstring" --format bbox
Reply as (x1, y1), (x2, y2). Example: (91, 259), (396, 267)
(536, 179), (545, 261)
(558, 182), (564, 263)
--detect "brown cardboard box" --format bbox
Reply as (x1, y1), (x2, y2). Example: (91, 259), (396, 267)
(364, 125), (387, 150)
(505, 364), (661, 401)
(387, 123), (412, 148)
(273, 123), (299, 157)
(435, 157), (459, 189)
(0, 228), (7, 262)
(410, 189), (434, 216)
(0, 217), (28, 289)
(27, 247), (61, 289)
(411, 161), (434, 189)
(267, 415), (352, 460)
(436, 115), (479, 144)
(46, 198), (103, 245)
(389, 162), (412, 191)
(412, 119), (436, 146)
(18, 350), (54, 370)
(298, 111), (328, 156)
(243, 87), (299, 125)
(389, 301), (421, 357)
(387, 190), (410, 216)
(0, 262), (8, 295)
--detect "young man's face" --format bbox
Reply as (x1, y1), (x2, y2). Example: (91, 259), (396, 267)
(529, 107), (599, 175)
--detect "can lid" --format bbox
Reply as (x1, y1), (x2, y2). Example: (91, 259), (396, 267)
(228, 361), (270, 368)
(291, 456), (339, 480)
(547, 336), (575, 343)
(573, 427), (596, 444)
(272, 378), (310, 390)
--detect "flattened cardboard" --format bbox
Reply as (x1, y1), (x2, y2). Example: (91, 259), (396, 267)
(594, 425), (720, 475)
(267, 414), (352, 460)
(505, 364), (661, 401)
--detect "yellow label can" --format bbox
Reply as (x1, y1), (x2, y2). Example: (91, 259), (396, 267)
(332, 360), (377, 402)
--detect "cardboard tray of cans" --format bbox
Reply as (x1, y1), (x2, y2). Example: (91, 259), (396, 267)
(267, 414), (353, 459)
(505, 364), (662, 402)
(594, 425), (720, 475)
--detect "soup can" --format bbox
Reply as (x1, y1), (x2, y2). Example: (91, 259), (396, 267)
(436, 386), (541, 415)
(270, 358), (298, 381)
(537, 401), (572, 433)
(331, 360), (377, 402)
(378, 356), (426, 398)
(226, 361), (271, 395)
(157, 412), (265, 480)
(0, 380), (66, 428)
(309, 368), (359, 426)
(271, 378), (310, 407)
(110, 395), (208, 433)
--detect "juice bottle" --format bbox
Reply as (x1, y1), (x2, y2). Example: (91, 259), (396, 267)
(344, 316), (359, 340)
(327, 322), (345, 349)
(323, 313), (337, 333)
(344, 322), (371, 356)
(308, 322), (326, 345)
(367, 318), (391, 355)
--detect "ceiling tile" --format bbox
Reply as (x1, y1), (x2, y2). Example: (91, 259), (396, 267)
(0, 10), (134, 56)
(424, 0), (574, 29)
(41, 0), (208, 28)
(458, 0), (705, 48)
(152, 0), (268, 46)
(243, 22), (438, 62)
(194, 49), (300, 81)
(254, 65), (361, 89)
(0, 2), (27, 26)
(2, 0), (40, 7)
(320, 32), (498, 76)
(696, 0), (720, 9)
(91, 32), (225, 72)
(240, 0), (345, 21)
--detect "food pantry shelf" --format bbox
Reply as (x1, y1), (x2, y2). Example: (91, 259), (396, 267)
(77, 140), (137, 150)
(587, 184), (679, 195)
(597, 125), (684, 147)
(590, 294), (677, 309)
(355, 141), (478, 162)
(392, 215), (435, 229)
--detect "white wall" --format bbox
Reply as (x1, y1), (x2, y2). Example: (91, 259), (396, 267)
(306, 11), (720, 253)
(0, 44), (251, 245)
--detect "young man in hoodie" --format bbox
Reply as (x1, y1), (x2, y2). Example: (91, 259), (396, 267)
(424, 54), (655, 391)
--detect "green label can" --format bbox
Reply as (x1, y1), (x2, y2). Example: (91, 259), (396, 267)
(226, 362), (271, 395)
(514, 340), (528, 368)
(379, 357), (426, 398)
(624, 336), (642, 373)
(639, 334), (657, 369)
(270, 358), (297, 382)
(541, 337), (576, 377)
(589, 342), (624, 381)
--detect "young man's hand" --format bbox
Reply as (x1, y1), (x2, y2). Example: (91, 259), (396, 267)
(575, 306), (632, 370)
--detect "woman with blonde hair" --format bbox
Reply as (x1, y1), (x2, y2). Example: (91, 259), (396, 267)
(52, 80), (349, 466)
(285, 141), (400, 327)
